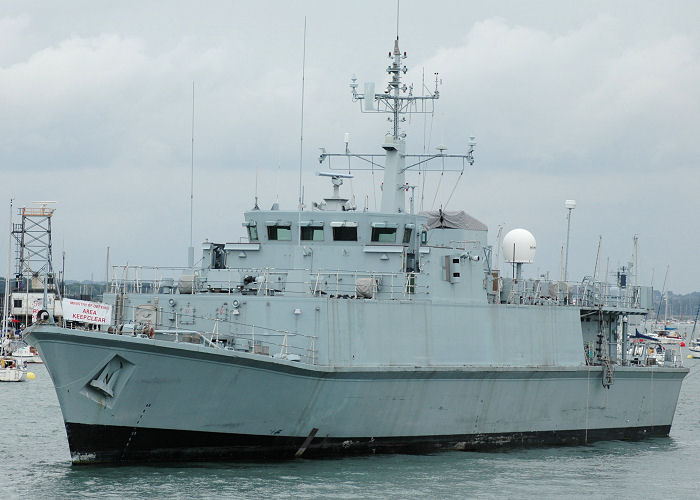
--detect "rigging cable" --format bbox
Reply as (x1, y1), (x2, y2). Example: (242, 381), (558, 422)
(419, 163), (426, 213)
(420, 68), (427, 213)
(430, 153), (445, 210)
(443, 168), (464, 210)
(371, 158), (377, 211)
(421, 72), (438, 212)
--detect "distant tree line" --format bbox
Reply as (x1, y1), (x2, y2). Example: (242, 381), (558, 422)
(652, 290), (700, 321)
(0, 277), (105, 305)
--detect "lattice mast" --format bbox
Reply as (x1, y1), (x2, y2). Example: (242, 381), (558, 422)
(11, 203), (56, 292)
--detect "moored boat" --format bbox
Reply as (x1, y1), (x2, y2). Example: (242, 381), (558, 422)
(688, 340), (700, 359)
(0, 356), (27, 382)
(9, 342), (43, 364)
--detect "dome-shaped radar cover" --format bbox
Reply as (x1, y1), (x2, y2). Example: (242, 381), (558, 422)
(502, 228), (536, 263)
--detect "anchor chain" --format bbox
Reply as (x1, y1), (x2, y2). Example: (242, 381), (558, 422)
(601, 357), (614, 389)
(596, 307), (614, 388)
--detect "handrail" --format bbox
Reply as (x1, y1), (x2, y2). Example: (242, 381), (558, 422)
(141, 327), (319, 365)
(109, 264), (648, 310)
(108, 264), (428, 299)
(495, 275), (649, 311)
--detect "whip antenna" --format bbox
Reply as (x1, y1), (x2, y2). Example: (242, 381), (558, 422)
(188, 81), (195, 268)
(298, 17), (307, 213)
(297, 17), (307, 246)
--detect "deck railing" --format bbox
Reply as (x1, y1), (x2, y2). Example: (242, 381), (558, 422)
(67, 319), (319, 366)
(494, 275), (651, 311)
(109, 265), (651, 311)
(109, 265), (426, 300)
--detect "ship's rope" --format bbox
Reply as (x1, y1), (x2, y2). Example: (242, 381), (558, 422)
(419, 164), (426, 213)
(348, 155), (355, 209)
(430, 161), (444, 210)
(420, 71), (435, 214)
(371, 158), (377, 211)
(650, 366), (654, 427)
(443, 169), (464, 210)
(585, 364), (590, 444)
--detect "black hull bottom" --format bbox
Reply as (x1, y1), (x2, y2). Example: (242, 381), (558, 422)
(65, 422), (672, 464)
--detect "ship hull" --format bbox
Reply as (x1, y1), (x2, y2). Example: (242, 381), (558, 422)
(65, 422), (670, 463)
(27, 325), (687, 464)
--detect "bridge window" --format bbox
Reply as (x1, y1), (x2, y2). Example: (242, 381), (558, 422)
(267, 225), (292, 241)
(371, 227), (396, 242)
(248, 226), (258, 241)
(243, 221), (259, 241)
(333, 227), (357, 241)
(300, 222), (324, 241)
(371, 222), (398, 243)
(331, 221), (358, 241)
(301, 227), (324, 241)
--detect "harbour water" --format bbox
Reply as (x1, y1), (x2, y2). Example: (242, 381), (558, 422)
(1, 359), (699, 499)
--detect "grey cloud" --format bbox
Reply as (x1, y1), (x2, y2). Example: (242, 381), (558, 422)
(0, 1), (697, 292)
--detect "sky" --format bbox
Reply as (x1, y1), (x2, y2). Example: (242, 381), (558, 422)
(1, 1), (698, 293)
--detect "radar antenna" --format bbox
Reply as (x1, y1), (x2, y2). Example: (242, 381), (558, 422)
(319, 33), (477, 214)
(348, 39), (439, 141)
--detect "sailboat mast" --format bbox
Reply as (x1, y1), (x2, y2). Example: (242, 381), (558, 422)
(2, 199), (12, 336)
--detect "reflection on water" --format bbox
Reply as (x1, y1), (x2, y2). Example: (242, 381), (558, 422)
(3, 361), (699, 499)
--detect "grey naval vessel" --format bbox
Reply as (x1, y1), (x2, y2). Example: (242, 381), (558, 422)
(26, 36), (688, 464)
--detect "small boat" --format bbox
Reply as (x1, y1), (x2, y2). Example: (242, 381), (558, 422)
(628, 340), (668, 366)
(653, 327), (683, 344)
(9, 342), (43, 364)
(630, 327), (682, 345)
(0, 357), (27, 382)
(687, 340), (700, 359)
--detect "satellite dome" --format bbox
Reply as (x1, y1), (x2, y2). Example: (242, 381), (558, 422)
(502, 228), (536, 264)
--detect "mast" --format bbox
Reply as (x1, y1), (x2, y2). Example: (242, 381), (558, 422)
(664, 266), (670, 322)
(341, 40), (443, 213)
(2, 199), (12, 335)
(105, 246), (110, 293)
(593, 235), (602, 281)
(381, 38), (409, 213)
(11, 202), (56, 324)
(655, 265), (669, 324)
(319, 37), (475, 214)
(691, 305), (700, 343)
(632, 234), (638, 287)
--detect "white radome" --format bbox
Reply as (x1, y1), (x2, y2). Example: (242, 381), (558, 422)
(502, 228), (536, 263)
